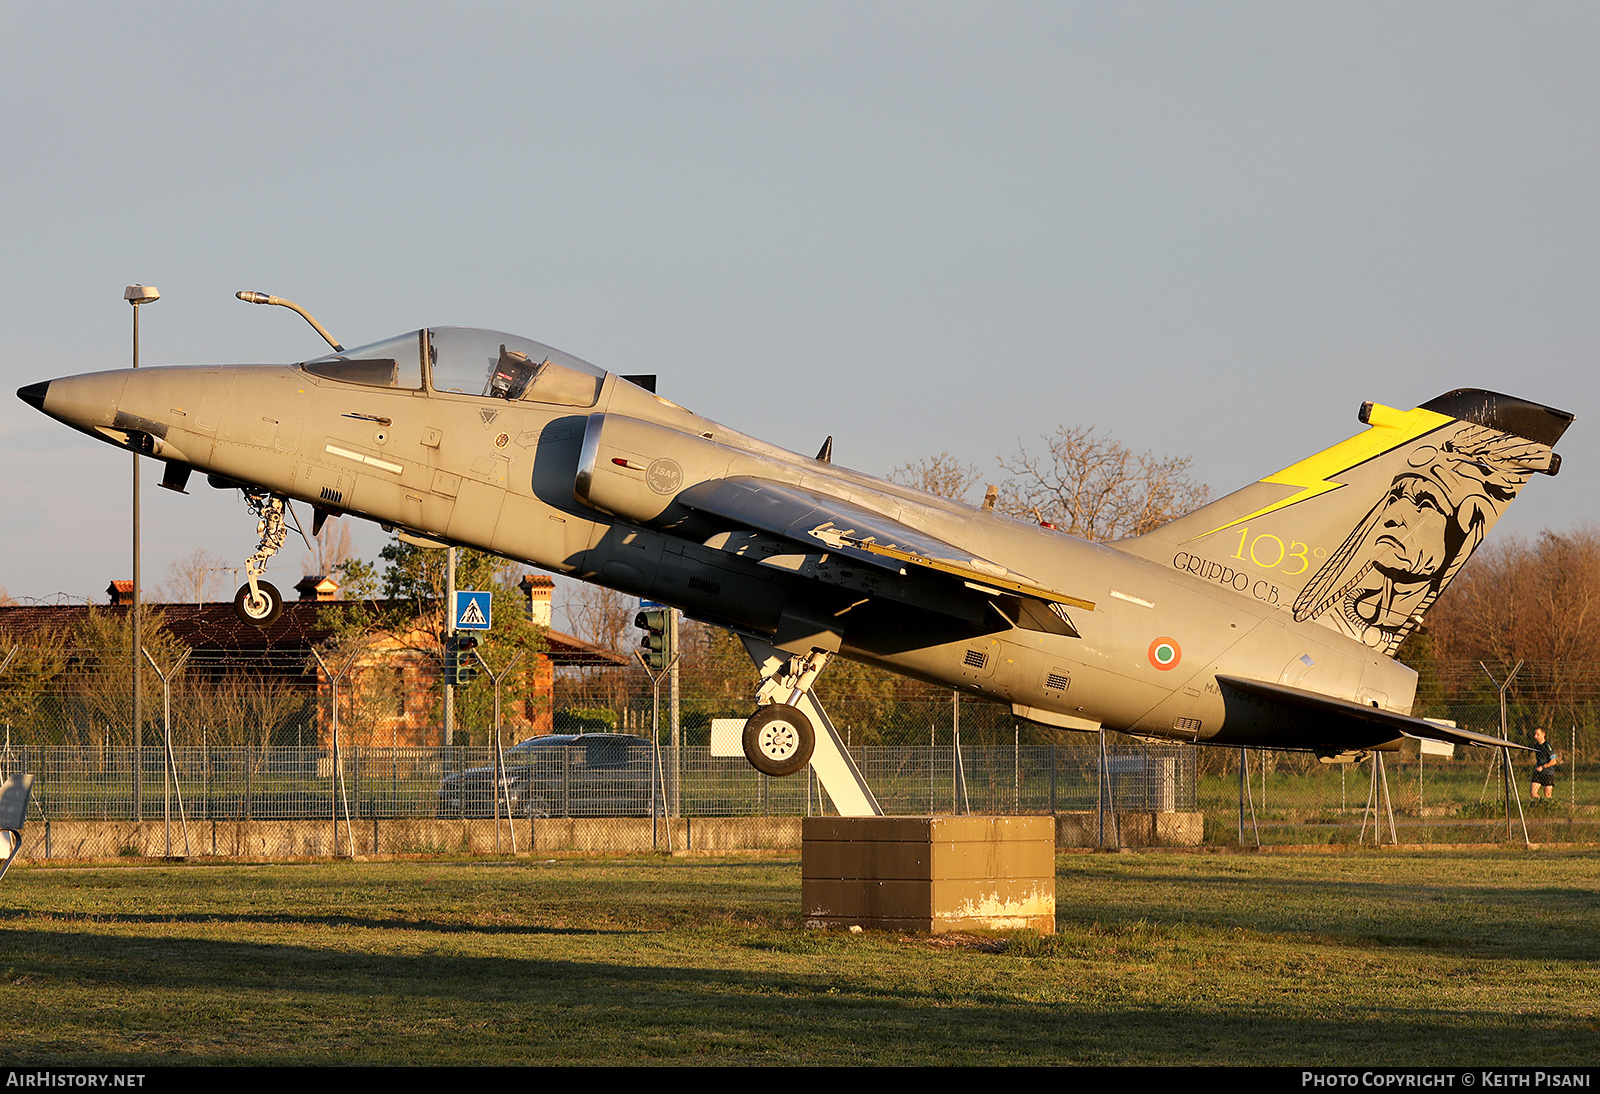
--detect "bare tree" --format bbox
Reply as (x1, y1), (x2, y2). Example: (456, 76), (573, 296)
(303, 519), (354, 580)
(556, 581), (641, 725)
(1407, 526), (1600, 742)
(997, 426), (1210, 542)
(888, 453), (984, 503)
(67, 607), (186, 748)
(178, 670), (307, 752)
(561, 581), (635, 653)
(159, 547), (229, 604)
(1528, 531), (1600, 666)
(1428, 528), (1600, 666)
(0, 629), (67, 744)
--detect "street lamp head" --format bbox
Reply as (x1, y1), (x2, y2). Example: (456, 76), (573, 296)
(124, 285), (160, 305)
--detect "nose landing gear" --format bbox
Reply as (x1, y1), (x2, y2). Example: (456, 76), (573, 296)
(234, 579), (283, 627)
(231, 489), (288, 627)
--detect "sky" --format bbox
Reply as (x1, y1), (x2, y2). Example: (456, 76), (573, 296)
(2, 3), (1596, 628)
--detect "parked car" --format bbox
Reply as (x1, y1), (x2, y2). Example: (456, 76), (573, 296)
(436, 733), (659, 818)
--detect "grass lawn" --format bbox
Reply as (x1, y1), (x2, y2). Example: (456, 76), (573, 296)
(0, 849), (1595, 1065)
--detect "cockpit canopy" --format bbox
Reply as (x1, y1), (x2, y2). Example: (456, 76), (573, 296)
(302, 331), (423, 389)
(301, 327), (607, 407)
(428, 327), (606, 407)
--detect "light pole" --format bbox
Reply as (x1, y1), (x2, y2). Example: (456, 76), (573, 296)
(445, 546), (456, 753)
(125, 284), (158, 821)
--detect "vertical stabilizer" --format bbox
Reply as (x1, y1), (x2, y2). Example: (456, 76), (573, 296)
(1117, 390), (1573, 655)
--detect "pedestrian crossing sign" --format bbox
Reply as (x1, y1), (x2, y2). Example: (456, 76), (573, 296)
(453, 591), (492, 630)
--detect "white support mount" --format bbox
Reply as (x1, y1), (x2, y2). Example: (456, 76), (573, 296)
(740, 636), (882, 817)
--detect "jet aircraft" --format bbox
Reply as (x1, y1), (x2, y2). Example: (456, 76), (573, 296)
(17, 312), (1573, 814)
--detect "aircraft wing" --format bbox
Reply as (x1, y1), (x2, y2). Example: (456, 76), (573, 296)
(1216, 675), (1532, 753)
(675, 476), (1096, 612)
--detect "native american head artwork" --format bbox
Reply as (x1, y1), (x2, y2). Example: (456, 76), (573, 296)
(1291, 423), (1554, 654)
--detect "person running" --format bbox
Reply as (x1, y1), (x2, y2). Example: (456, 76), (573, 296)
(1531, 727), (1560, 801)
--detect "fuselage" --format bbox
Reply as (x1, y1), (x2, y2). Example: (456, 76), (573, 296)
(19, 327), (1417, 752)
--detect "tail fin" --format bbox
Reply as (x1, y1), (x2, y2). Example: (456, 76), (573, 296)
(1117, 390), (1573, 655)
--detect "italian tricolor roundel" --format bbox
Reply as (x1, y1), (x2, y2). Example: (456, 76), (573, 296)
(1148, 637), (1181, 671)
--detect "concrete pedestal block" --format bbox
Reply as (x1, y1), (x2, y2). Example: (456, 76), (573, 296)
(802, 815), (1055, 934)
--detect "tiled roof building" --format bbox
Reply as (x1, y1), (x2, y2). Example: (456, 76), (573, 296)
(0, 574), (623, 747)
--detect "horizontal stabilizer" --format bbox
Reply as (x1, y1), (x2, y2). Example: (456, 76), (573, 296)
(1217, 674), (1530, 753)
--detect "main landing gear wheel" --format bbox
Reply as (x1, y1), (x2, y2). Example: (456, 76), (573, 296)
(743, 703), (815, 778)
(234, 580), (284, 628)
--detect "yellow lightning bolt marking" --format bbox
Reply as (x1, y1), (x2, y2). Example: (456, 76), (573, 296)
(1198, 402), (1456, 538)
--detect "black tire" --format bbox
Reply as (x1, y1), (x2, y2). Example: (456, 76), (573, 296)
(742, 703), (815, 777)
(234, 580), (284, 627)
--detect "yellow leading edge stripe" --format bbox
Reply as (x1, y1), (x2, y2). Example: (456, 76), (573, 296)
(846, 539), (1097, 612)
(1200, 402), (1455, 538)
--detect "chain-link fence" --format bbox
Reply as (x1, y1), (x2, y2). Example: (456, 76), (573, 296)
(0, 739), (1193, 858)
(3, 736), (1587, 854)
(1201, 747), (1596, 846)
(0, 639), (1593, 854)
(0, 740), (1192, 820)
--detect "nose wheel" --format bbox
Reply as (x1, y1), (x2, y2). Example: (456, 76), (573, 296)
(742, 704), (815, 777)
(234, 580), (284, 627)
(231, 489), (291, 627)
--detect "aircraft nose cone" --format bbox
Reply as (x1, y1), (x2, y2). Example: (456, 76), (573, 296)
(16, 380), (49, 411)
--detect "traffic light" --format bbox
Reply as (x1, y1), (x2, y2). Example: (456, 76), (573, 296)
(635, 608), (673, 672)
(442, 634), (459, 685)
(456, 634), (480, 686)
(443, 634), (482, 686)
